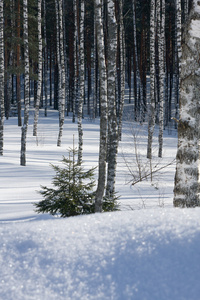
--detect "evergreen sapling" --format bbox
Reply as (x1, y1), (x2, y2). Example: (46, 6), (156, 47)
(34, 146), (96, 217)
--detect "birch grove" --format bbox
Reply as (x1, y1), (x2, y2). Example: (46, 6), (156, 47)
(0, 0), (196, 209)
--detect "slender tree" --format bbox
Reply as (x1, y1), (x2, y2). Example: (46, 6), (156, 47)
(77, 0), (85, 164)
(95, 0), (108, 212)
(16, 0), (21, 127)
(174, 0), (181, 128)
(73, 0), (78, 123)
(132, 0), (141, 121)
(33, 0), (42, 137)
(174, 0), (200, 207)
(20, 0), (29, 166)
(106, 0), (118, 199)
(43, 0), (48, 117)
(0, 0), (4, 155)
(158, 0), (165, 157)
(147, 0), (156, 159)
(57, 0), (66, 147)
(118, 0), (126, 141)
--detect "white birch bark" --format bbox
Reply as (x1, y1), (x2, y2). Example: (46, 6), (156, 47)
(6, 0), (14, 120)
(20, 0), (29, 166)
(57, 0), (65, 147)
(132, 0), (141, 121)
(158, 0), (165, 158)
(73, 0), (78, 123)
(33, 0), (42, 137)
(118, 0), (126, 141)
(106, 0), (118, 199)
(77, 0), (84, 164)
(62, 0), (68, 115)
(174, 0), (181, 128)
(43, 0), (48, 117)
(95, 0), (108, 212)
(92, 13), (97, 119)
(174, 0), (200, 207)
(147, 0), (156, 159)
(55, 0), (61, 107)
(0, 0), (4, 155)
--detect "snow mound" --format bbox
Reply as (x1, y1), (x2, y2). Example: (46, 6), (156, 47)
(1, 208), (200, 300)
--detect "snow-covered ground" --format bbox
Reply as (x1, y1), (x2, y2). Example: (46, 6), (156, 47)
(1, 109), (200, 299)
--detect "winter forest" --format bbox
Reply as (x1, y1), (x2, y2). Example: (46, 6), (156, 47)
(1, 0), (200, 299)
(1, 0), (199, 207)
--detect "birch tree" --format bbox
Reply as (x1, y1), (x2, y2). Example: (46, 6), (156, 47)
(174, 0), (200, 207)
(105, 0), (118, 199)
(158, 0), (165, 158)
(174, 0), (181, 128)
(20, 0), (29, 166)
(132, 0), (141, 121)
(73, 0), (78, 123)
(33, 0), (42, 137)
(0, 0), (4, 155)
(77, 0), (85, 164)
(17, 0), (21, 126)
(43, 0), (48, 117)
(56, 0), (66, 147)
(95, 0), (108, 212)
(147, 0), (156, 159)
(118, 0), (125, 141)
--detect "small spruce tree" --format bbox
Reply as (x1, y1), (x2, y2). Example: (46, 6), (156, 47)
(34, 146), (96, 217)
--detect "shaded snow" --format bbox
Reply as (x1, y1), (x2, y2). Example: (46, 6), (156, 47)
(1, 209), (200, 300)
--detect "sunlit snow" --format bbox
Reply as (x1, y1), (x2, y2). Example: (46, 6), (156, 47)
(0, 109), (199, 299)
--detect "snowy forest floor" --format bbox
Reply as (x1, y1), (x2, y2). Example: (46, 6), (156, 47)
(1, 108), (200, 299)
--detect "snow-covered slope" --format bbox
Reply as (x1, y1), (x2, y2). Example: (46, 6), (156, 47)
(1, 209), (200, 300)
(1, 110), (199, 299)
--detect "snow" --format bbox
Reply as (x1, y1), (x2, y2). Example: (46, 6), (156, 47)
(1, 209), (200, 300)
(1, 110), (200, 299)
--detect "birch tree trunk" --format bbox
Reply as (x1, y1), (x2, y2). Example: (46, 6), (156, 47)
(118, 0), (125, 141)
(147, 0), (156, 159)
(158, 0), (165, 158)
(55, 0), (61, 112)
(73, 0), (78, 123)
(132, 0), (141, 121)
(0, 0), (4, 155)
(174, 0), (181, 128)
(17, 0), (21, 127)
(43, 0), (48, 117)
(20, 0), (29, 166)
(174, 0), (200, 207)
(92, 13), (97, 119)
(77, 0), (84, 164)
(106, 0), (118, 199)
(95, 0), (108, 213)
(33, 0), (42, 137)
(57, 0), (66, 147)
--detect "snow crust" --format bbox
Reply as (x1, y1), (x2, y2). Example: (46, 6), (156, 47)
(1, 209), (200, 300)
